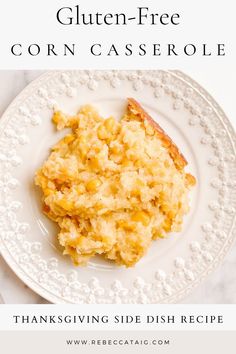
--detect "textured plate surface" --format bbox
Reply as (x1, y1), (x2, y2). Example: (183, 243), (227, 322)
(0, 70), (236, 304)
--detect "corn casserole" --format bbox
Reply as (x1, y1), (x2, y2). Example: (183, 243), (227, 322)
(35, 98), (196, 267)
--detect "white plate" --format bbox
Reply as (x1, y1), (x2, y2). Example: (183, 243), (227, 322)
(0, 70), (236, 304)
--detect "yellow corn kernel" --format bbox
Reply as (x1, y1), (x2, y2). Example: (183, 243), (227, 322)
(76, 185), (85, 195)
(145, 123), (155, 136)
(101, 235), (111, 244)
(97, 124), (108, 140)
(104, 117), (115, 131)
(131, 180), (144, 197)
(52, 111), (64, 124)
(131, 189), (140, 197)
(110, 145), (122, 155)
(117, 220), (135, 232)
(163, 218), (172, 232)
(146, 162), (157, 174)
(110, 153), (122, 164)
(110, 184), (118, 194)
(94, 202), (105, 210)
(69, 118), (79, 130)
(185, 173), (196, 187)
(80, 145), (88, 160)
(104, 117), (120, 135)
(160, 204), (169, 214)
(94, 202), (105, 211)
(137, 179), (145, 187)
(94, 146), (101, 153)
(132, 211), (150, 226)
(63, 134), (74, 144)
(57, 199), (74, 211)
(86, 178), (101, 192)
(134, 159), (144, 168)
(167, 210), (175, 219)
(47, 181), (55, 189)
(67, 237), (81, 248)
(44, 188), (53, 197)
(121, 157), (132, 167)
(89, 157), (100, 169)
(126, 149), (138, 162)
(164, 160), (171, 168)
(79, 135), (86, 144)
(152, 228), (165, 239)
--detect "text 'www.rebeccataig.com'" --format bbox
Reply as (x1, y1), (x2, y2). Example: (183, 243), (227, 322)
(66, 338), (170, 347)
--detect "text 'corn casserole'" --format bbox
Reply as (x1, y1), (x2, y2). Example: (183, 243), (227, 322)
(35, 98), (196, 267)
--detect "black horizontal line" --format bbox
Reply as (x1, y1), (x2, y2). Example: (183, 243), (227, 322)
(128, 17), (136, 21)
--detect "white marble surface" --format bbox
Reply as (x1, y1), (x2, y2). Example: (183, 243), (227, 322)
(0, 70), (235, 304)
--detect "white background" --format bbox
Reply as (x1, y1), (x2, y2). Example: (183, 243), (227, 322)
(0, 0), (235, 69)
(0, 0), (235, 120)
(0, 304), (234, 331)
(0, 0), (235, 121)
